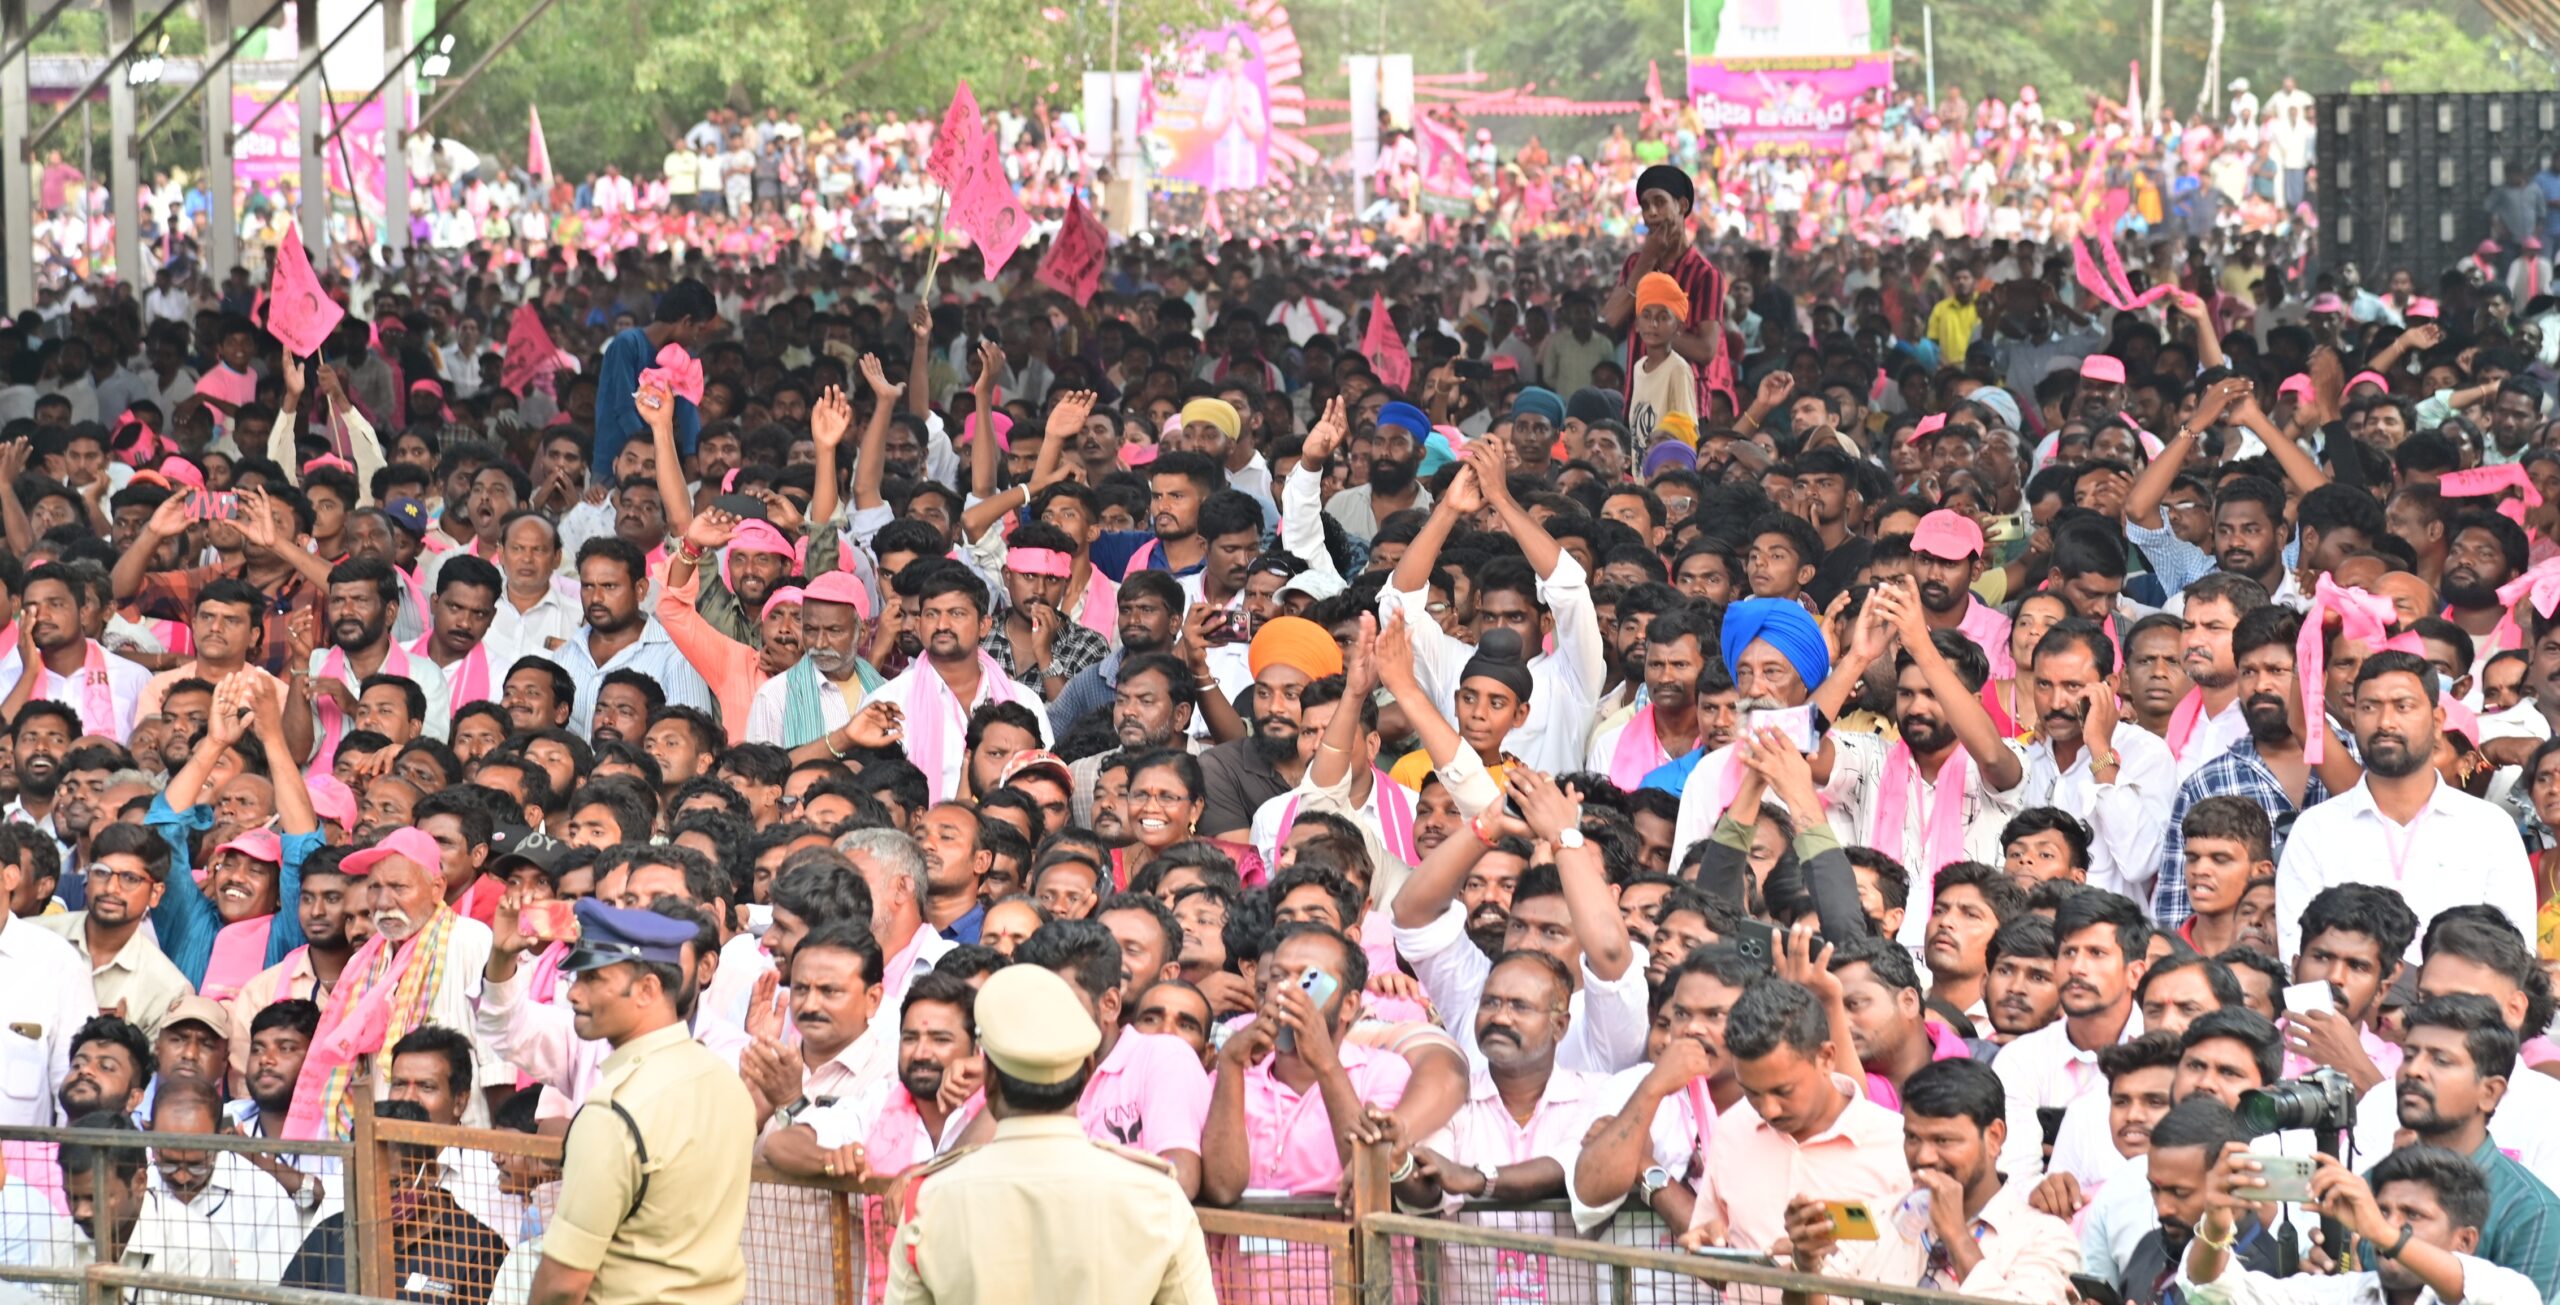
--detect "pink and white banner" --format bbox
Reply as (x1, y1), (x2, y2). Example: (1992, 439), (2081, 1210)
(1686, 54), (1890, 154)
(231, 93), (389, 201)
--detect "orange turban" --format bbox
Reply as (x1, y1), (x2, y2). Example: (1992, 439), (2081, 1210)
(1248, 615), (1343, 681)
(1636, 272), (1689, 320)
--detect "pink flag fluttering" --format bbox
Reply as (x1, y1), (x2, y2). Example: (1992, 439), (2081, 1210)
(1034, 194), (1109, 305)
(502, 303), (565, 396)
(527, 104), (552, 179)
(927, 80), (983, 189)
(265, 222), (344, 359)
(1363, 293), (1411, 391)
(948, 129), (1029, 274)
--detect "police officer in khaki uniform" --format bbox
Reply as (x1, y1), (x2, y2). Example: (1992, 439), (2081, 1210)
(886, 964), (1215, 1304)
(531, 899), (754, 1305)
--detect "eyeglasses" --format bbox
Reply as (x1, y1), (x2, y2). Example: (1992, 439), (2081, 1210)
(1125, 789), (1192, 809)
(85, 866), (152, 891)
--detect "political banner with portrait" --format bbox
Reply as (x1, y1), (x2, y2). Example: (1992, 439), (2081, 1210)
(1143, 22), (1273, 192)
(1687, 54), (1893, 153)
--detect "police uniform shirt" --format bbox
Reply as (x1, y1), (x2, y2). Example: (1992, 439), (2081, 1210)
(545, 1022), (755, 1305)
(885, 1114), (1214, 1305)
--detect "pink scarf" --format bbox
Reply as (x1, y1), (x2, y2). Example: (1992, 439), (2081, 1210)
(1871, 744), (1975, 885)
(63, 641), (120, 738)
(1607, 706), (1672, 791)
(2301, 576), (2419, 765)
(2163, 687), (2210, 760)
(412, 632), (492, 708)
(311, 640), (413, 776)
(1278, 768), (1419, 868)
(201, 917), (275, 1002)
(1073, 565), (1119, 641)
(282, 919), (437, 1140)
(908, 653), (1034, 804)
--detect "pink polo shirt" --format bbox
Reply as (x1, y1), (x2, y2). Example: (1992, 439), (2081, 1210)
(1239, 1041), (1411, 1195)
(1692, 1072), (1912, 1253)
(1080, 1030), (1211, 1156)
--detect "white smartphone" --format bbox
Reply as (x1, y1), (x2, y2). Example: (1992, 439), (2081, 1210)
(1746, 704), (1818, 753)
(2282, 982), (2337, 1018)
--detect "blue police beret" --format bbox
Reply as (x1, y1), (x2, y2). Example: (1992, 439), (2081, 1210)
(562, 898), (697, 973)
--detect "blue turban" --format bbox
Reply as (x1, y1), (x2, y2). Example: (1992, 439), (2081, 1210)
(1377, 401), (1433, 440)
(1510, 387), (1565, 426)
(1719, 598), (1830, 691)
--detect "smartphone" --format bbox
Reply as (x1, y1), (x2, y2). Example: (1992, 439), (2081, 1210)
(1687, 1247), (1777, 1266)
(707, 493), (769, 521)
(1823, 1201), (1881, 1241)
(2281, 982), (2337, 1018)
(520, 900), (577, 945)
(1746, 704), (1818, 754)
(188, 491), (239, 522)
(2231, 1153), (2316, 1204)
(1273, 967), (1340, 1055)
(1727, 917), (1778, 969)
(2069, 1273), (2126, 1305)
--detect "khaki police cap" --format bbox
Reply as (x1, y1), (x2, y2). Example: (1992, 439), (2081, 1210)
(975, 965), (1101, 1085)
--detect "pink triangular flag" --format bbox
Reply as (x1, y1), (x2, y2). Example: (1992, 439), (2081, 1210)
(265, 222), (344, 359)
(949, 128), (1029, 275)
(1363, 293), (1411, 392)
(927, 81), (983, 189)
(1034, 194), (1109, 305)
(527, 104), (552, 179)
(502, 303), (563, 396)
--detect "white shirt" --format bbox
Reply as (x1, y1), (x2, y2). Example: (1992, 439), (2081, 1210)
(2173, 696), (2253, 785)
(1267, 298), (1345, 346)
(1826, 736), (2032, 947)
(2176, 1254), (2539, 1305)
(2020, 722), (2179, 905)
(176, 1152), (301, 1282)
(1390, 902), (1649, 1074)
(2273, 774), (2534, 964)
(306, 644), (450, 744)
(1566, 1065), (1708, 1232)
(73, 1188), (236, 1304)
(800, 1074), (976, 1157)
(1377, 552), (1607, 779)
(485, 577), (585, 670)
(862, 661), (1054, 806)
(0, 913), (94, 1126)
(30, 641), (156, 740)
(548, 620), (717, 738)
(744, 668), (861, 748)
(1666, 733), (1871, 876)
(1989, 1006), (2144, 1178)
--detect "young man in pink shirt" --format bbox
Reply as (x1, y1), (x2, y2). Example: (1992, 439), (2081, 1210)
(1015, 917), (1208, 1199)
(1201, 923), (1413, 1204)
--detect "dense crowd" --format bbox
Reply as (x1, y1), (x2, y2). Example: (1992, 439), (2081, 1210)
(3, 108), (2560, 1303)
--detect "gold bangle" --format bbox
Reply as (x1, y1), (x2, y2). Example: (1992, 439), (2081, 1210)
(1318, 741), (1349, 754)
(2195, 1219), (2237, 1253)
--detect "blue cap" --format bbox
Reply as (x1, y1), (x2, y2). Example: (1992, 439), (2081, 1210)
(1376, 401), (1432, 439)
(383, 497), (430, 537)
(1510, 387), (1565, 425)
(561, 898), (698, 973)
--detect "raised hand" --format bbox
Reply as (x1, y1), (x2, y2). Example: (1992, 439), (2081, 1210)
(145, 486), (194, 540)
(1046, 390), (1097, 440)
(235, 485), (281, 551)
(684, 506), (741, 554)
(635, 379), (676, 437)
(1302, 395), (1350, 464)
(858, 354), (904, 402)
(810, 385), (853, 450)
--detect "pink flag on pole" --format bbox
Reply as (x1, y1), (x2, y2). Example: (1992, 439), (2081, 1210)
(1363, 293), (1411, 391)
(502, 303), (563, 396)
(527, 104), (552, 179)
(949, 129), (1029, 274)
(927, 80), (983, 189)
(266, 222), (343, 359)
(1034, 194), (1109, 304)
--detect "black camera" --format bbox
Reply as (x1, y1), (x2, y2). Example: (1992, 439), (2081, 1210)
(2239, 1067), (2358, 1137)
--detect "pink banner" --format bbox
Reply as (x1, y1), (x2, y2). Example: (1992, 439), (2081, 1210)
(1686, 54), (1890, 154)
(232, 93), (388, 201)
(1145, 23), (1272, 191)
(1415, 112), (1474, 217)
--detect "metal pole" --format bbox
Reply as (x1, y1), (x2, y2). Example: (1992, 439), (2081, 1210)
(296, 0), (325, 261)
(413, 0), (561, 132)
(314, 56), (369, 249)
(1922, 5), (1935, 107)
(0, 0), (72, 75)
(202, 0), (238, 278)
(21, 0), (186, 155)
(108, 0), (140, 285)
(134, 0), (286, 146)
(2147, 0), (2163, 125)
(230, 0), (380, 144)
(317, 0), (472, 147)
(0, 0), (30, 314)
(380, 0), (404, 253)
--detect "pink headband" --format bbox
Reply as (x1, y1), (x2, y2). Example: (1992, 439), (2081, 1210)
(1005, 547), (1073, 578)
(760, 585), (807, 621)
(726, 518), (796, 557)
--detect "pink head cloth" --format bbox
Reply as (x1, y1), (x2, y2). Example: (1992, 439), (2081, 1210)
(1121, 441), (1161, 468)
(802, 570), (873, 621)
(726, 518), (796, 557)
(2445, 464), (2545, 529)
(159, 458), (206, 490)
(2297, 575), (2424, 765)
(2078, 354), (2128, 385)
(1005, 547), (1073, 578)
(2408, 298), (2442, 320)
(2496, 555), (2560, 622)
(2345, 371), (2391, 394)
(962, 410), (1014, 452)
(638, 343), (706, 404)
(301, 454), (356, 476)
(760, 584), (807, 622)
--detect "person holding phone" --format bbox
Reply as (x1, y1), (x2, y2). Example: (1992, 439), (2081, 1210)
(2180, 1144), (2539, 1305)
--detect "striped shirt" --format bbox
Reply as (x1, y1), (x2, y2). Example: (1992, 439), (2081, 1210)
(1617, 243), (1726, 416)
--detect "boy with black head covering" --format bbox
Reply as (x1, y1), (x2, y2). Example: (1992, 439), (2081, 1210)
(1602, 164), (1729, 419)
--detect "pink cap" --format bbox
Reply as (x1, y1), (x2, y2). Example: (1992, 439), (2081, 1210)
(962, 410), (1014, 452)
(1490, 355), (1519, 373)
(306, 775), (357, 829)
(341, 826), (442, 879)
(2408, 298), (2441, 319)
(1910, 509), (1987, 561)
(760, 585), (806, 622)
(2307, 294), (2348, 314)
(727, 518), (793, 557)
(2346, 370), (2391, 394)
(2079, 355), (2128, 385)
(802, 570), (872, 621)
(211, 828), (283, 864)
(2278, 374), (2315, 401)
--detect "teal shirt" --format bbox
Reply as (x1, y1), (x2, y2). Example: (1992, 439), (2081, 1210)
(146, 794), (317, 985)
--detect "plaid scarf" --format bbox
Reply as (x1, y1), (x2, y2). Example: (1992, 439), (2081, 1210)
(284, 904), (457, 1139)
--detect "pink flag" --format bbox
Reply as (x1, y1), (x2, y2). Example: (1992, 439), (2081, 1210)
(527, 104), (552, 179)
(501, 303), (562, 396)
(1363, 293), (1411, 391)
(266, 222), (343, 359)
(949, 129), (1029, 275)
(1034, 194), (1109, 304)
(1646, 60), (1665, 105)
(927, 80), (983, 189)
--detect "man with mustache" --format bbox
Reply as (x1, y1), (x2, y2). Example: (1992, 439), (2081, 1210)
(2154, 606), (2361, 928)
(150, 671), (324, 994)
(736, 923), (889, 1133)
(1585, 603), (1715, 792)
(864, 563), (1050, 805)
(1012, 919), (1207, 1198)
(1991, 890), (2150, 1177)
(2283, 883), (2416, 1091)
(2161, 572), (2272, 783)
(3, 701), (80, 876)
(1066, 652), (1196, 829)
(11, 562), (152, 739)
(2441, 512), (2531, 671)
(1323, 400), (1434, 539)
(1196, 615), (1339, 844)
(2364, 993), (2560, 1297)
(408, 556), (502, 712)
(40, 824), (192, 1037)
(760, 970), (984, 1185)
(2016, 618), (2178, 904)
(2275, 651), (2534, 962)
(1908, 509), (2016, 662)
(282, 556), (448, 774)
(58, 1014), (151, 1121)
(1667, 596), (1865, 868)
(484, 510), (581, 665)
(1828, 582), (2028, 946)
(135, 578), (266, 722)
(550, 537), (715, 740)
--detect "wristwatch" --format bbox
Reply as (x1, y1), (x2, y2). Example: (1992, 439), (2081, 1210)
(290, 1171), (323, 1214)
(1472, 1159), (1503, 1201)
(1555, 828), (1587, 851)
(1636, 1165), (1674, 1204)
(770, 1096), (812, 1131)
